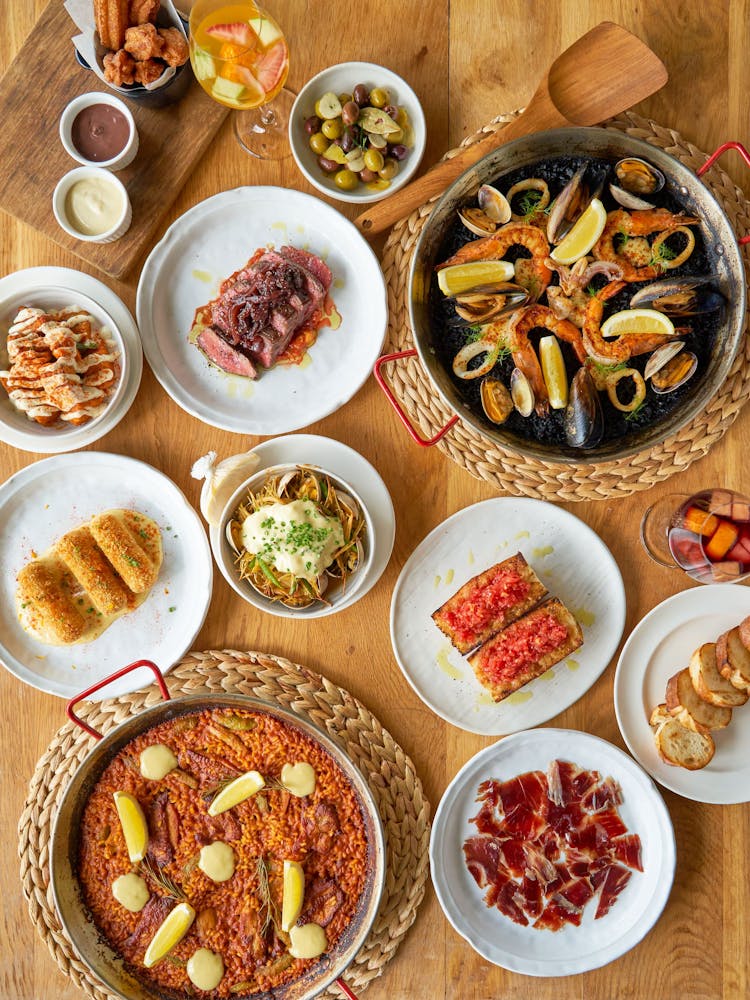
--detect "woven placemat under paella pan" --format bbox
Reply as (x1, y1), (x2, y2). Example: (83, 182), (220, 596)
(380, 110), (750, 501)
(17, 650), (431, 1000)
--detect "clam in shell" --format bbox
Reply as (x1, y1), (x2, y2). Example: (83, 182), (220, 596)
(651, 350), (698, 393)
(480, 377), (514, 424)
(644, 342), (685, 382)
(614, 157), (665, 196)
(510, 367), (535, 417)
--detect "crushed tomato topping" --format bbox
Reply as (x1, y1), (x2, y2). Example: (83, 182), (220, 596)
(443, 568), (530, 643)
(479, 613), (568, 683)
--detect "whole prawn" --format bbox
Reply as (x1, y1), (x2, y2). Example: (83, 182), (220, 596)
(438, 223), (553, 299)
(592, 208), (699, 282)
(582, 280), (679, 364)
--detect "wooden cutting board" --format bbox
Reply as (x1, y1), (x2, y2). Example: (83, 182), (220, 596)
(0, 0), (228, 281)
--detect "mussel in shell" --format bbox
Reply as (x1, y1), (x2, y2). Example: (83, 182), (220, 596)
(451, 282), (529, 323)
(651, 351), (698, 393)
(546, 164), (606, 243)
(564, 367), (604, 449)
(630, 275), (725, 316)
(481, 377), (514, 424)
(614, 157), (665, 196)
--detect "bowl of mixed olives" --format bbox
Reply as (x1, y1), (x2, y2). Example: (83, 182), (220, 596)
(289, 61), (426, 204)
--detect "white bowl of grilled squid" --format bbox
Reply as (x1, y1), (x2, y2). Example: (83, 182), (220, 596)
(214, 463), (375, 619)
(0, 286), (128, 453)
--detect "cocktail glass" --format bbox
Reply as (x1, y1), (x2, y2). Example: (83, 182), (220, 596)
(189, 0), (293, 159)
(640, 488), (750, 583)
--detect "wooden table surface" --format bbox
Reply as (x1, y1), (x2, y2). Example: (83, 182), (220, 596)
(1, 2), (749, 999)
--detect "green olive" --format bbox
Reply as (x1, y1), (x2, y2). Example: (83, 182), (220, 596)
(334, 169), (359, 191)
(309, 132), (329, 155)
(378, 157), (399, 181)
(369, 87), (389, 108)
(363, 148), (384, 172)
(321, 118), (344, 140)
(387, 126), (404, 143)
(338, 92), (353, 105)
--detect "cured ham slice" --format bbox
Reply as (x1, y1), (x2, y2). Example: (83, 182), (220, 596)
(463, 759), (642, 932)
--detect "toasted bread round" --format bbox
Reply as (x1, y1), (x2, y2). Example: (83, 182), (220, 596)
(716, 627), (750, 693)
(689, 642), (749, 707)
(649, 703), (671, 728)
(738, 615), (750, 650)
(665, 667), (732, 733)
(652, 712), (715, 770)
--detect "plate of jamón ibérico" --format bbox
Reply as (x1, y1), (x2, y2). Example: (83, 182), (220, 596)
(430, 728), (675, 976)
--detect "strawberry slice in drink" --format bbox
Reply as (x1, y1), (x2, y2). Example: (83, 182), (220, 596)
(254, 41), (288, 94)
(206, 22), (257, 49)
(668, 528), (708, 572)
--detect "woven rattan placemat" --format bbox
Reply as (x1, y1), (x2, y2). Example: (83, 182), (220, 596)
(380, 110), (750, 500)
(18, 650), (431, 1000)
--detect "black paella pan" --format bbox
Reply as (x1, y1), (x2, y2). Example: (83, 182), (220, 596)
(375, 128), (750, 463)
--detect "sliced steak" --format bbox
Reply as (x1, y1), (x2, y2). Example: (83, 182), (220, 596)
(197, 327), (258, 379)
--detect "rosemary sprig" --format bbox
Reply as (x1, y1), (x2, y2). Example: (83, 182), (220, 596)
(139, 857), (187, 901)
(256, 855), (281, 935)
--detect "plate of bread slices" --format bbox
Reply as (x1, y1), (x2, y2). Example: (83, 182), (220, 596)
(614, 585), (750, 803)
(390, 498), (626, 736)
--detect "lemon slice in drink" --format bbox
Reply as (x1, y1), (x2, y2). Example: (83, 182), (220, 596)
(113, 791), (148, 863)
(539, 336), (568, 409)
(600, 308), (675, 340)
(207, 770), (265, 816)
(437, 260), (515, 296)
(281, 860), (305, 932)
(143, 902), (196, 968)
(550, 197), (607, 264)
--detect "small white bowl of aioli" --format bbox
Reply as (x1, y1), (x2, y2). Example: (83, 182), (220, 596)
(59, 92), (139, 171)
(53, 167), (132, 243)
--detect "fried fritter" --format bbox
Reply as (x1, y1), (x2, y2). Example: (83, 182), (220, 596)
(134, 58), (165, 85)
(128, 0), (159, 24)
(103, 48), (136, 86)
(157, 26), (189, 66)
(123, 22), (164, 61)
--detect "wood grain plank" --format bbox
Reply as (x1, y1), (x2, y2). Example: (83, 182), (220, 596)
(0, 0), (228, 280)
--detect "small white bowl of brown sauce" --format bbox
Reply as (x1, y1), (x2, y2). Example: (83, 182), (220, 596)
(59, 92), (139, 171)
(52, 166), (132, 243)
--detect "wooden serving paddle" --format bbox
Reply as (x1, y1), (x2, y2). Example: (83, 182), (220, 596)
(354, 21), (668, 237)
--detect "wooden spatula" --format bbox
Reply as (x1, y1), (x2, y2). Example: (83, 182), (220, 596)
(354, 22), (667, 237)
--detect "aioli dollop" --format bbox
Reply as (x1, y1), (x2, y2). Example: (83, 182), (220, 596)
(64, 176), (124, 235)
(240, 500), (344, 582)
(112, 873), (150, 912)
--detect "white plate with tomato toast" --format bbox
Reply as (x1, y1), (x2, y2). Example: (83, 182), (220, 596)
(390, 497), (626, 735)
(430, 728), (675, 976)
(614, 585), (750, 803)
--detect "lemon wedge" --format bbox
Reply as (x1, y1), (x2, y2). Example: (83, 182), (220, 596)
(600, 308), (675, 340)
(143, 901), (196, 968)
(538, 336), (568, 409)
(437, 260), (515, 296)
(191, 450), (260, 527)
(113, 791), (149, 863)
(281, 860), (305, 932)
(207, 770), (265, 816)
(550, 197), (607, 265)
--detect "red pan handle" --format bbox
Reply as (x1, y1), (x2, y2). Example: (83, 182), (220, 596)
(335, 978), (359, 999)
(373, 349), (459, 447)
(66, 660), (170, 740)
(697, 142), (750, 245)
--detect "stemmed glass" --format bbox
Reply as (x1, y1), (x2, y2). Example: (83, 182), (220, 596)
(640, 488), (750, 583)
(189, 0), (294, 159)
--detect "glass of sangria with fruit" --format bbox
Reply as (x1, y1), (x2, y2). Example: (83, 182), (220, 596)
(189, 0), (292, 159)
(641, 488), (750, 583)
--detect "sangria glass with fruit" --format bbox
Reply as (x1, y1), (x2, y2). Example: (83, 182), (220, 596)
(641, 489), (750, 583)
(189, 0), (292, 159)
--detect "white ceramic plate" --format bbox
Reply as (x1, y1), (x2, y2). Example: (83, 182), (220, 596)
(390, 497), (625, 735)
(430, 728), (675, 977)
(0, 452), (212, 699)
(209, 434), (395, 616)
(136, 187), (387, 434)
(614, 584), (750, 804)
(0, 267), (142, 454)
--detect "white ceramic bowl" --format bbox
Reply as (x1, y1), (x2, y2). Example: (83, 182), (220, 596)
(59, 92), (139, 171)
(289, 61), (426, 205)
(214, 463), (375, 619)
(0, 286), (128, 452)
(52, 166), (132, 243)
